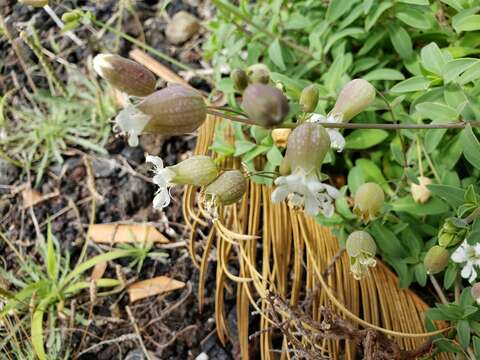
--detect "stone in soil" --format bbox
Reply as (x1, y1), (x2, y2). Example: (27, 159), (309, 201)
(165, 11), (200, 45)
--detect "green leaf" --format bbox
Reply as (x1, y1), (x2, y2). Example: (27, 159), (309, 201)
(440, 0), (463, 11)
(358, 31), (386, 56)
(242, 144), (270, 162)
(397, 0), (429, 4)
(420, 42), (446, 75)
(326, 0), (352, 22)
(396, 8), (434, 30)
(387, 24), (413, 59)
(266, 146), (283, 167)
(415, 102), (458, 122)
(443, 58), (479, 83)
(344, 129), (389, 149)
(424, 129), (447, 153)
(356, 159), (392, 195)
(234, 140), (256, 157)
(268, 39), (286, 71)
(457, 319), (471, 350)
(324, 27), (364, 54)
(462, 124), (480, 170)
(444, 264), (458, 289)
(459, 62), (480, 85)
(369, 222), (408, 258)
(428, 184), (465, 208)
(347, 166), (365, 194)
(391, 196), (449, 215)
(474, 336), (480, 357)
(46, 223), (58, 281)
(453, 14), (480, 32)
(365, 2), (393, 31)
(363, 68), (405, 81)
(391, 76), (431, 93)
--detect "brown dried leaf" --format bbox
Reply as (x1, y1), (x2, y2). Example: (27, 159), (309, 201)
(21, 188), (58, 208)
(127, 276), (185, 302)
(90, 261), (107, 281)
(89, 223), (169, 244)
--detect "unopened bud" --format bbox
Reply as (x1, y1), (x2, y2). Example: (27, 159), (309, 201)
(247, 64), (270, 84)
(353, 182), (384, 223)
(285, 123), (330, 173)
(93, 54), (156, 97)
(411, 176), (432, 204)
(19, 0), (48, 6)
(271, 128), (291, 148)
(424, 246), (449, 275)
(300, 85), (319, 113)
(170, 156), (218, 186)
(115, 85), (206, 146)
(231, 69), (249, 92)
(330, 79), (375, 122)
(204, 170), (247, 206)
(61, 10), (83, 22)
(438, 217), (469, 247)
(242, 84), (289, 127)
(471, 283), (480, 305)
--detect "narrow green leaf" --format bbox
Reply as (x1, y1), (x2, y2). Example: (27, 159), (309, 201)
(365, 2), (393, 31)
(457, 319), (471, 350)
(363, 68), (405, 81)
(391, 196), (449, 215)
(443, 58), (478, 83)
(391, 76), (431, 93)
(326, 0), (352, 22)
(46, 223), (58, 281)
(459, 62), (480, 85)
(453, 14), (480, 32)
(388, 24), (413, 59)
(268, 39), (286, 71)
(396, 8), (434, 30)
(266, 146), (283, 167)
(427, 184), (465, 208)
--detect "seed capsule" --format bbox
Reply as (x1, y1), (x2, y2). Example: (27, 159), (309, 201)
(424, 246), (449, 275)
(115, 85), (206, 146)
(242, 84), (289, 127)
(231, 69), (249, 92)
(353, 182), (385, 223)
(246, 64), (270, 84)
(93, 54), (156, 97)
(285, 123), (330, 173)
(330, 79), (376, 121)
(411, 176), (432, 204)
(169, 156), (218, 186)
(300, 85), (320, 113)
(204, 170), (247, 206)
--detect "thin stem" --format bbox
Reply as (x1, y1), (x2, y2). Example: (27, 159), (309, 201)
(43, 5), (84, 46)
(206, 109), (257, 126)
(416, 136), (424, 177)
(206, 106), (247, 117)
(429, 274), (449, 305)
(466, 207), (480, 224)
(422, 146), (441, 183)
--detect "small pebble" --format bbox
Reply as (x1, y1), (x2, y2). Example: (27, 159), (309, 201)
(165, 11), (200, 45)
(195, 353), (209, 360)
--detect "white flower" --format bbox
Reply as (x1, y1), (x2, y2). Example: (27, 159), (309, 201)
(271, 169), (340, 217)
(451, 240), (480, 283)
(114, 105), (151, 147)
(351, 255), (376, 280)
(308, 113), (345, 152)
(146, 155), (176, 209)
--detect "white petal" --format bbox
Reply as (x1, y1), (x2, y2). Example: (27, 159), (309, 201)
(451, 244), (468, 263)
(271, 186), (289, 203)
(323, 183), (341, 199)
(469, 266), (478, 283)
(461, 262), (473, 280)
(304, 196), (320, 216)
(307, 113), (326, 123)
(321, 202), (335, 218)
(146, 155), (164, 169)
(153, 189), (171, 209)
(327, 129), (346, 152)
(115, 105), (151, 147)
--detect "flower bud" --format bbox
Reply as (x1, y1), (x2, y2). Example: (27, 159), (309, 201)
(424, 246), (449, 275)
(330, 79), (375, 122)
(19, 0), (48, 6)
(411, 176), (432, 204)
(231, 69), (249, 92)
(115, 85), (206, 146)
(93, 54), (156, 97)
(169, 156), (218, 186)
(271, 128), (291, 148)
(285, 123), (330, 173)
(438, 217), (469, 247)
(353, 182), (384, 223)
(241, 84), (289, 127)
(346, 231), (377, 280)
(246, 64), (270, 84)
(300, 85), (319, 113)
(471, 283), (480, 305)
(62, 10), (83, 22)
(204, 170), (247, 206)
